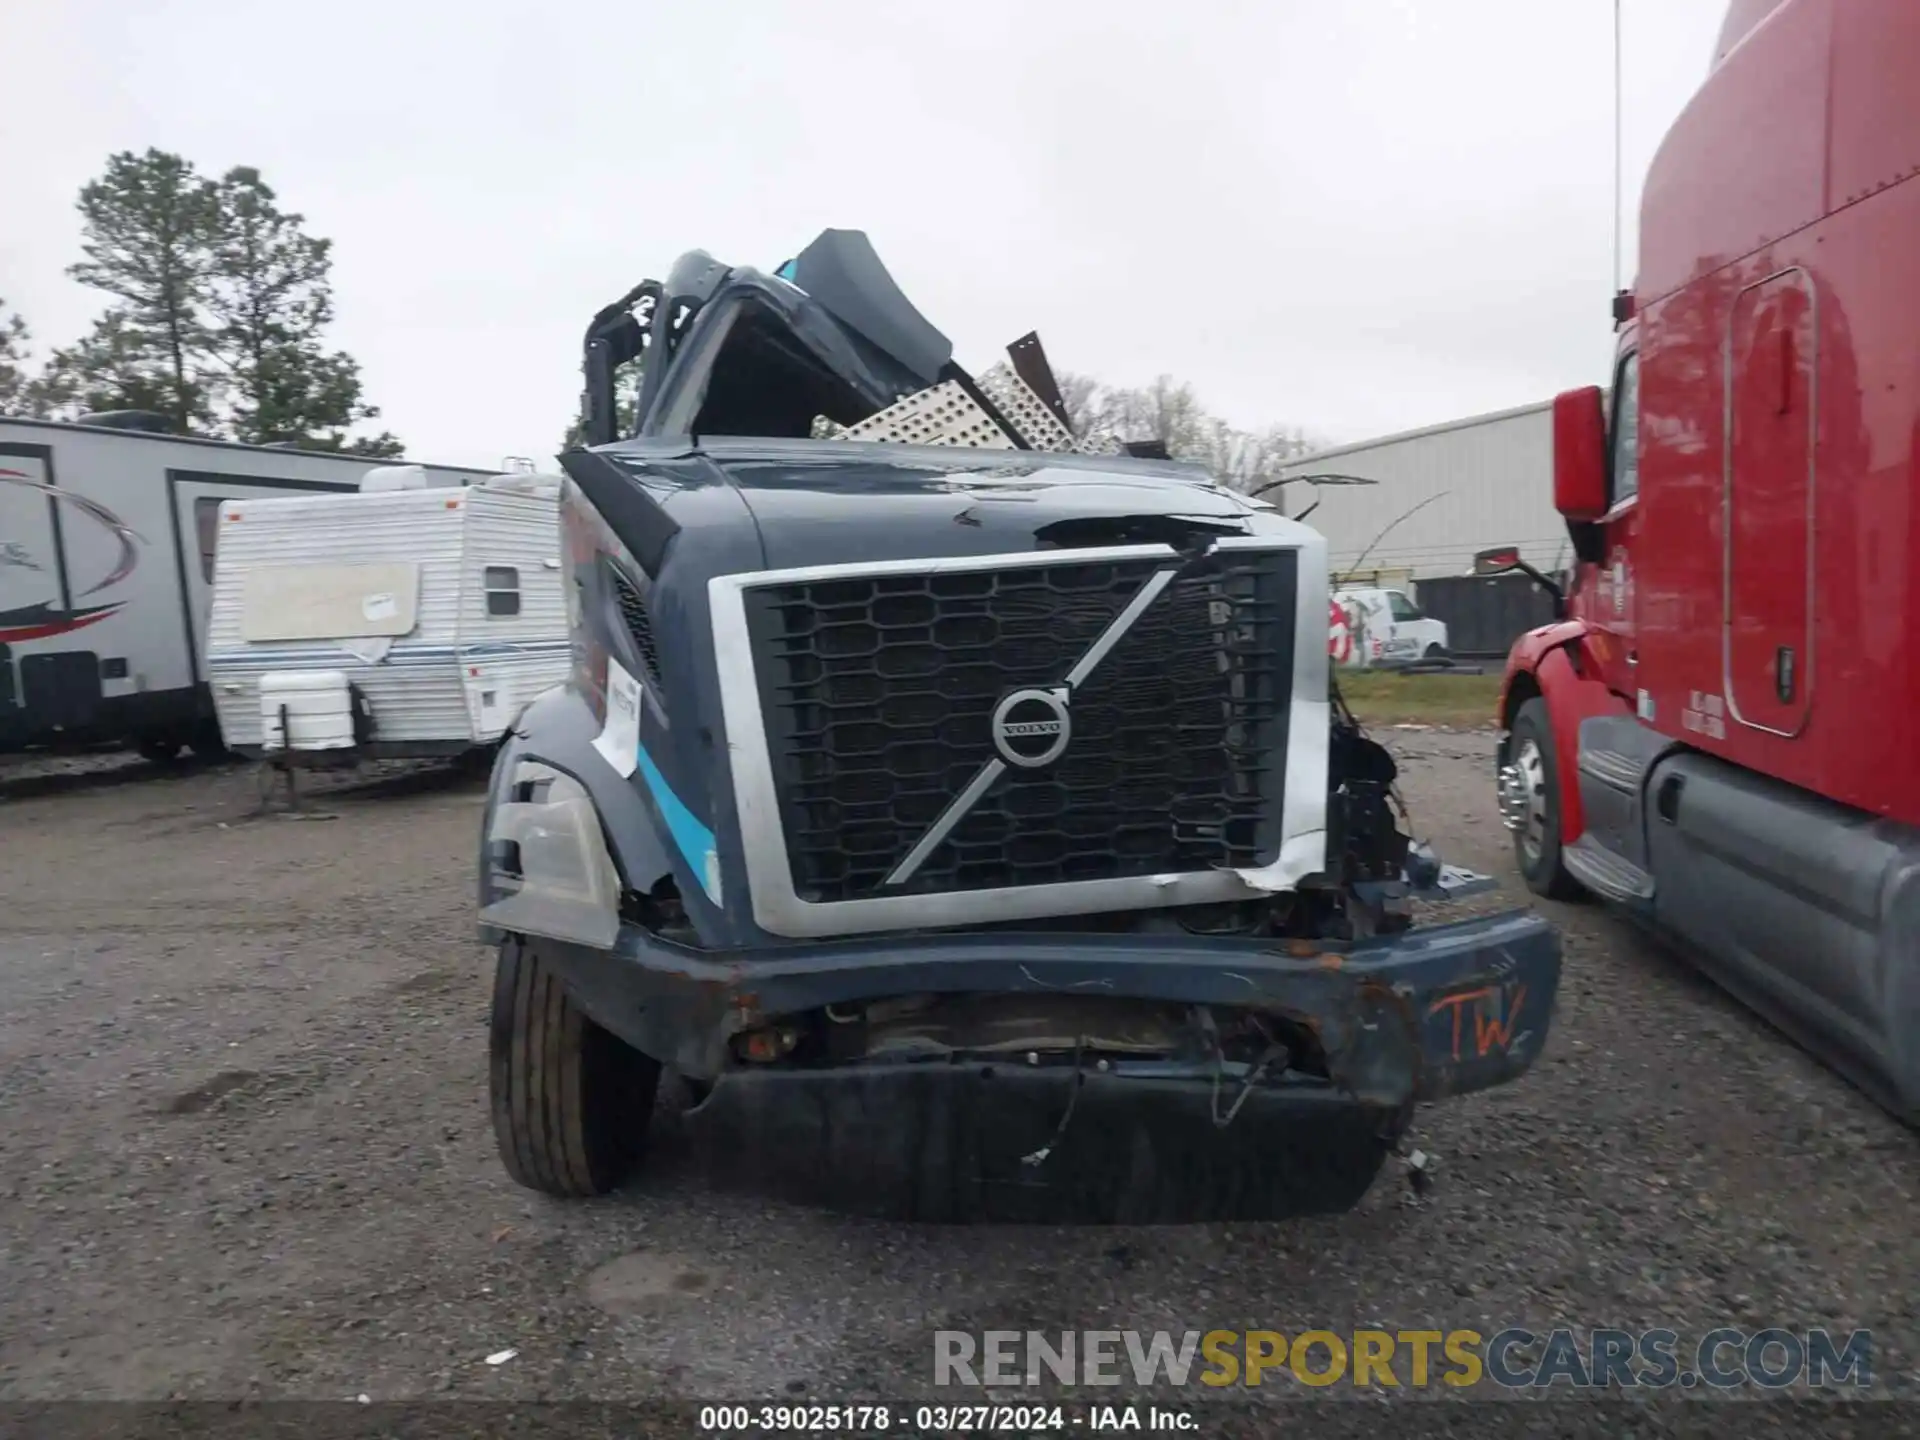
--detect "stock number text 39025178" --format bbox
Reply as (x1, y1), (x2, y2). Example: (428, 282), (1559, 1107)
(698, 1406), (894, 1432)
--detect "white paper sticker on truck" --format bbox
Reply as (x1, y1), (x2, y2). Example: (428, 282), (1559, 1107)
(591, 657), (642, 779)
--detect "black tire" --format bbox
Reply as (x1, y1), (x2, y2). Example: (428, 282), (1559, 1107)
(188, 723), (228, 761)
(1507, 697), (1583, 900)
(1422, 644), (1447, 660)
(455, 740), (500, 777)
(489, 936), (661, 1197)
(137, 737), (184, 764)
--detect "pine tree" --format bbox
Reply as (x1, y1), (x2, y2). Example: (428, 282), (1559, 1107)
(205, 167), (399, 453)
(45, 151), (406, 452)
(64, 149), (221, 432)
(0, 298), (32, 415)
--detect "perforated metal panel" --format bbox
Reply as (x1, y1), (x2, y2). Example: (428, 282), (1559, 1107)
(820, 372), (1131, 456)
(976, 362), (1078, 453)
(839, 382), (1017, 449)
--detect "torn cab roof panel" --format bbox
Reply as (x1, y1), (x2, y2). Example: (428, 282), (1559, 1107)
(584, 229), (1109, 456)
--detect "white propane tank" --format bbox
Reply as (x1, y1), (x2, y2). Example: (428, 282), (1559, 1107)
(359, 464), (429, 493)
(259, 671), (358, 752)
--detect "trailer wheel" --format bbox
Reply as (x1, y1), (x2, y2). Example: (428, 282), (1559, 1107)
(455, 740), (501, 778)
(489, 936), (660, 1197)
(188, 723), (228, 761)
(1506, 698), (1582, 900)
(137, 737), (184, 764)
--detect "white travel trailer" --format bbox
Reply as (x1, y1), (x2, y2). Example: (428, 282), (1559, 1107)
(204, 467), (571, 762)
(0, 412), (491, 758)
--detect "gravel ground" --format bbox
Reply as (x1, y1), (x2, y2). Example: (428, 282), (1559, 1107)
(2, 735), (1917, 1423)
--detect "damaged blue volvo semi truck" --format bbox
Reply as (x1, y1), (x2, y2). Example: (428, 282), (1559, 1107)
(477, 230), (1563, 1223)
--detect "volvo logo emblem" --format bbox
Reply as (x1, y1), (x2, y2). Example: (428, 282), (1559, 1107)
(990, 686), (1072, 768)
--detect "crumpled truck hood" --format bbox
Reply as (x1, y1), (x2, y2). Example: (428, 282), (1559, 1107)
(596, 435), (1282, 573)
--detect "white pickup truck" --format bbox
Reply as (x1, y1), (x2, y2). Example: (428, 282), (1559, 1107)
(1328, 586), (1449, 668)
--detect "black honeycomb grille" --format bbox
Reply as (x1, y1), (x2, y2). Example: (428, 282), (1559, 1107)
(742, 550), (1297, 903)
(606, 563), (662, 686)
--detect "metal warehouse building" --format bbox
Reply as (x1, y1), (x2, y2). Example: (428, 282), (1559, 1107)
(1273, 399), (1568, 585)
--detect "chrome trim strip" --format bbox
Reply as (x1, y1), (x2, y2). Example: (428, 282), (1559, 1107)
(708, 529), (1332, 939)
(1217, 525), (1331, 893)
(718, 544), (1181, 588)
(1064, 566), (1177, 686)
(882, 757), (1007, 887)
(881, 564), (1181, 888)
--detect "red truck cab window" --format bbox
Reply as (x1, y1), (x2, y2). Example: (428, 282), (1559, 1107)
(1608, 353), (1639, 511)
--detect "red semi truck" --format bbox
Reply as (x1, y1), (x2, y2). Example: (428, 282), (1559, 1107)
(1491, 0), (1920, 1122)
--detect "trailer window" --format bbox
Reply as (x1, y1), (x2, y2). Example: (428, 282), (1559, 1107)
(194, 497), (226, 582)
(1609, 351), (1639, 508)
(484, 566), (521, 617)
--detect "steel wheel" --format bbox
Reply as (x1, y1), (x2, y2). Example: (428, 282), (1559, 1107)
(1504, 697), (1583, 900)
(1510, 736), (1548, 864)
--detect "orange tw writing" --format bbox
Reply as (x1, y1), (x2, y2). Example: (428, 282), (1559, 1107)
(1428, 984), (1528, 1061)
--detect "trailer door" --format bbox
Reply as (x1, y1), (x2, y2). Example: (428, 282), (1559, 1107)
(166, 470), (355, 684)
(0, 445), (71, 724)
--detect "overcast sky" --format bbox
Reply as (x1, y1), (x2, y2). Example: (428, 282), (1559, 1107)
(2, 0), (1729, 469)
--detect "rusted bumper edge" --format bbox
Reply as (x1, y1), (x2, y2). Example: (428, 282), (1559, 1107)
(525, 906), (1561, 1112)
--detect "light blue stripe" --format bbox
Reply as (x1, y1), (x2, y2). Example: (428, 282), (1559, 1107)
(209, 655), (449, 670)
(635, 742), (719, 903)
(461, 641), (572, 657)
(208, 640), (572, 669)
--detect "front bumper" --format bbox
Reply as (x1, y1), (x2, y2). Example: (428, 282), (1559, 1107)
(528, 905), (1559, 1219)
(535, 906), (1558, 1107)
(480, 725), (1561, 1220)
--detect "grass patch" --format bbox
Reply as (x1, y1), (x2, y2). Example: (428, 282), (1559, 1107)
(1335, 669), (1504, 728)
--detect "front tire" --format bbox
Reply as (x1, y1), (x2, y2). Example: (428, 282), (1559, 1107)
(1504, 698), (1583, 900)
(489, 936), (661, 1196)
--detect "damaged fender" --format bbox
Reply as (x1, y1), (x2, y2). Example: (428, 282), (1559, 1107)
(477, 686), (678, 949)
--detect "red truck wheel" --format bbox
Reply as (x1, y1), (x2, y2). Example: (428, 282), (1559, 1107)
(1505, 699), (1582, 900)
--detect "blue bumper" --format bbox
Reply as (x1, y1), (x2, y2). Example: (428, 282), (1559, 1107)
(526, 909), (1558, 1222)
(533, 904), (1558, 1111)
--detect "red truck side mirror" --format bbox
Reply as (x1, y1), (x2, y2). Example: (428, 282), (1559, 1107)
(1471, 544), (1567, 621)
(1551, 385), (1609, 521)
(1473, 546), (1521, 576)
